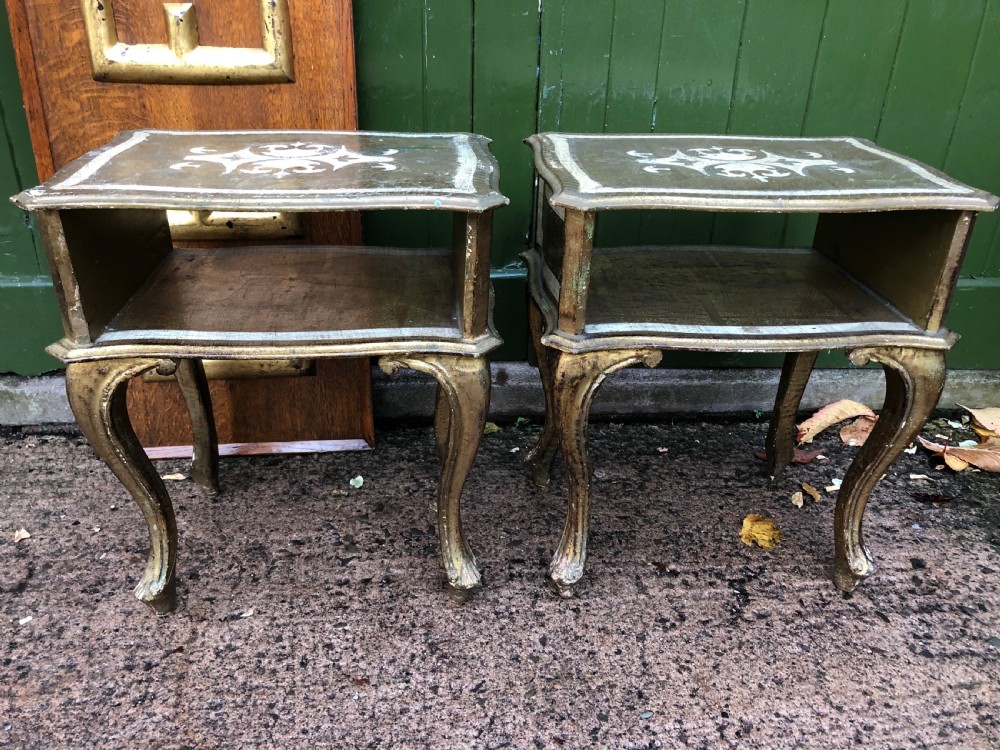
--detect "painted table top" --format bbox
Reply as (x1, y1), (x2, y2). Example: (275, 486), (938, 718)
(526, 133), (998, 213)
(13, 130), (508, 213)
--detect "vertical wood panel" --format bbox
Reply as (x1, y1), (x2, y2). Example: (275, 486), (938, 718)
(713, 0), (828, 247)
(354, 0), (430, 248)
(785, 0), (907, 245)
(875, 0), (987, 166)
(596, 0), (666, 246)
(472, 0), (539, 268)
(942, 0), (1000, 277)
(424, 0), (474, 246)
(639, 0), (746, 246)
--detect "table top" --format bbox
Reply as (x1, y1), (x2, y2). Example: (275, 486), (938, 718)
(13, 130), (508, 213)
(526, 133), (998, 213)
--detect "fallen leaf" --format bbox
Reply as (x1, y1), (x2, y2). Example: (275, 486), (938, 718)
(797, 400), (876, 444)
(13, 528), (31, 543)
(790, 491), (804, 508)
(825, 478), (843, 493)
(738, 514), (783, 550)
(349, 475), (364, 489)
(161, 472), (187, 481)
(839, 415), (878, 447)
(958, 404), (1000, 434)
(351, 677), (371, 687)
(515, 417), (530, 427)
(802, 483), (822, 503)
(917, 435), (1000, 473)
(483, 422), (501, 435)
(943, 453), (970, 472)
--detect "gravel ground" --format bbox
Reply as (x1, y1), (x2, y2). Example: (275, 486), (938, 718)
(1, 416), (998, 749)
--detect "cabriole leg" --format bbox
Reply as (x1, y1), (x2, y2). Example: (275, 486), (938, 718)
(66, 358), (179, 614)
(433, 383), (450, 464)
(525, 296), (561, 487)
(834, 346), (946, 591)
(765, 351), (819, 479)
(174, 358), (219, 497)
(550, 348), (661, 596)
(379, 353), (490, 599)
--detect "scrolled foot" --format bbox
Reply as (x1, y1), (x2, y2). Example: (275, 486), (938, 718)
(66, 358), (179, 614)
(379, 353), (488, 596)
(833, 346), (945, 593)
(833, 552), (874, 593)
(136, 574), (177, 615)
(549, 348), (661, 594)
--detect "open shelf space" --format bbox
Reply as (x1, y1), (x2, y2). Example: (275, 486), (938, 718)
(98, 245), (460, 346)
(583, 245), (923, 341)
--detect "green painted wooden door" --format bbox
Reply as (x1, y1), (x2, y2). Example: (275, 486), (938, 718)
(3, 0), (1000, 372)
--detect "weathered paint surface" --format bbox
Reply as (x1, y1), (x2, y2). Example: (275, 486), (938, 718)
(3, 0), (1000, 370)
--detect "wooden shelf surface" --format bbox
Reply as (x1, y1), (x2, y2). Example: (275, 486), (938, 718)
(583, 245), (922, 341)
(98, 245), (461, 346)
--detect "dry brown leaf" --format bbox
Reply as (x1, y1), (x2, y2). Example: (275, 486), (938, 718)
(839, 415), (878, 447)
(943, 453), (970, 472)
(959, 404), (1000, 434)
(802, 482), (822, 503)
(917, 435), (1000, 473)
(13, 528), (31, 543)
(797, 400), (876, 444)
(790, 491), (804, 508)
(739, 514), (783, 550)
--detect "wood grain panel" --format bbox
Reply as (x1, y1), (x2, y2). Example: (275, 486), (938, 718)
(8, 0), (374, 450)
(942, 0), (1000, 276)
(712, 0), (827, 248)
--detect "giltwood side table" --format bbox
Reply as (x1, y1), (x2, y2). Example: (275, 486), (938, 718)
(13, 130), (507, 613)
(523, 133), (998, 596)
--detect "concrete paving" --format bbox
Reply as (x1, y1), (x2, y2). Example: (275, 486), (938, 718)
(1, 417), (998, 749)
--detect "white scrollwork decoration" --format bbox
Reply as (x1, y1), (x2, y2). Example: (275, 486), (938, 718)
(627, 147), (857, 183)
(171, 143), (399, 179)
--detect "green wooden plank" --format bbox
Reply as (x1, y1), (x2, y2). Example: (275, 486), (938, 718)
(942, 0), (1000, 277)
(354, 0), (430, 248)
(472, 0), (540, 268)
(596, 0), (666, 247)
(713, 0), (827, 248)
(639, 0), (747, 246)
(945, 279), (1000, 368)
(0, 2), (43, 277)
(0, 282), (63, 374)
(537, 0), (566, 133)
(551, 1), (616, 132)
(490, 271), (528, 361)
(984, 221), (1000, 278)
(423, 0), (474, 246)
(876, 0), (987, 167)
(785, 0), (907, 246)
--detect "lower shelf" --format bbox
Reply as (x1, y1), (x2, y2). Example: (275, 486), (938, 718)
(100, 245), (462, 346)
(583, 245), (925, 341)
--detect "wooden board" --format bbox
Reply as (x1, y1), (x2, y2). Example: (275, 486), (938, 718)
(6, 0), (374, 451)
